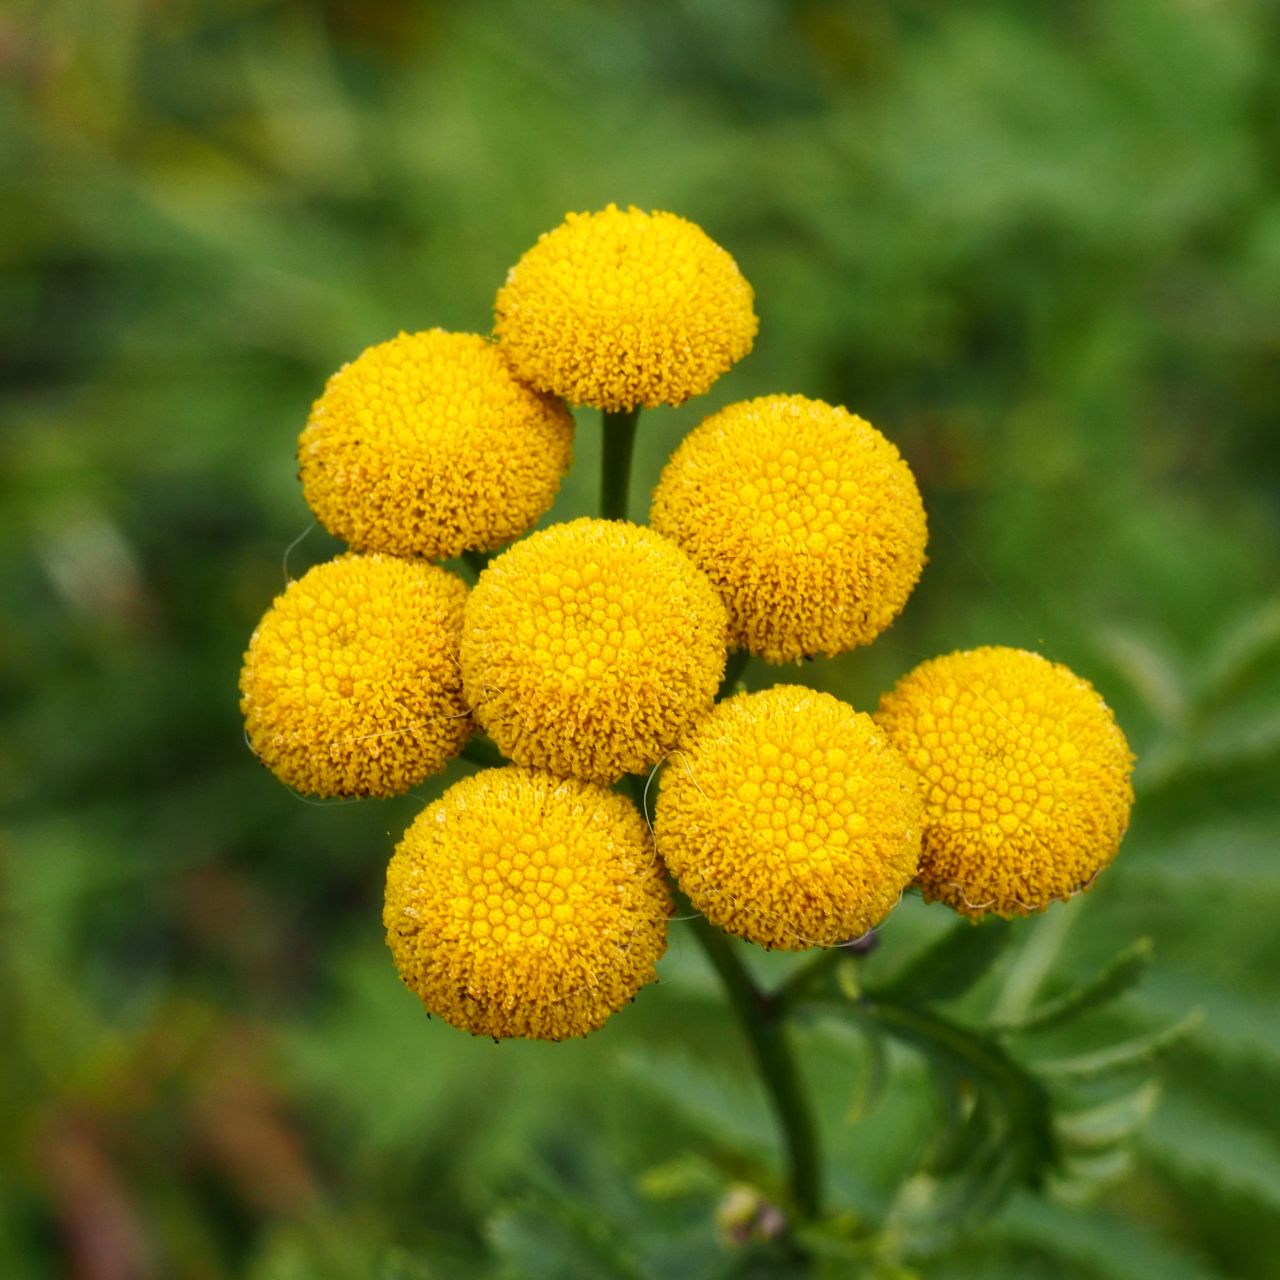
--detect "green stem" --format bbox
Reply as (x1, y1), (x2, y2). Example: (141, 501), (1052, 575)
(600, 407), (641, 521)
(461, 736), (506, 769)
(603, 420), (821, 1223)
(688, 917), (823, 1221)
(718, 648), (751, 698)
(462, 549), (491, 580)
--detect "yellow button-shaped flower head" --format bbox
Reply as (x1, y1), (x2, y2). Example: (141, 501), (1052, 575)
(384, 766), (672, 1040)
(299, 330), (573, 560)
(650, 395), (928, 664)
(240, 554), (470, 797)
(461, 519), (728, 782)
(655, 686), (923, 950)
(875, 647), (1135, 919)
(494, 204), (758, 412)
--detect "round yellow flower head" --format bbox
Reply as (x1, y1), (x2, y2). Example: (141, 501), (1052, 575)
(494, 204), (758, 411)
(239, 554), (470, 797)
(655, 686), (923, 951)
(650, 394), (928, 664)
(461, 519), (728, 782)
(874, 647), (1135, 919)
(299, 329), (573, 560)
(384, 766), (671, 1040)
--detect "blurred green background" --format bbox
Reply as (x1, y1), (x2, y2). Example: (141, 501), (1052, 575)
(3, 0), (1279, 1276)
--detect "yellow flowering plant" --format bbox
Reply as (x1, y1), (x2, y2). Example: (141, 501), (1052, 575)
(239, 204), (1193, 1263)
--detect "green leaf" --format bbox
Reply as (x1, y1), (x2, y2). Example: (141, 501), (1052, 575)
(1196, 599), (1280, 713)
(874, 918), (1013, 1005)
(615, 1049), (774, 1159)
(841, 1021), (890, 1124)
(1055, 1080), (1162, 1153)
(487, 1195), (650, 1280)
(854, 998), (1058, 1189)
(1143, 1095), (1280, 1213)
(891, 1096), (1022, 1252)
(991, 938), (1154, 1035)
(996, 1193), (1227, 1280)
(1036, 1010), (1202, 1080)
(1051, 1146), (1136, 1202)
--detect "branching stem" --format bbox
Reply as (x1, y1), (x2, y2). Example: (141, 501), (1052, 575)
(687, 917), (824, 1221)
(607, 415), (823, 1223)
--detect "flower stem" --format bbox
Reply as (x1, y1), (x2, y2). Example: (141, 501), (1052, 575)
(461, 736), (506, 769)
(461, 549), (491, 580)
(600, 407), (641, 521)
(687, 917), (823, 1221)
(621, 774), (823, 1220)
(719, 648), (751, 697)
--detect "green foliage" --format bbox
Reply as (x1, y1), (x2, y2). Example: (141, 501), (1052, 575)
(876, 918), (1013, 1005)
(3, 0), (1280, 1275)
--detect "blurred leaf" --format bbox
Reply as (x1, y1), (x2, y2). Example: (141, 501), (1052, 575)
(991, 938), (1154, 1035)
(616, 1048), (773, 1162)
(873, 919), (1012, 1006)
(487, 1194), (649, 1280)
(1055, 1081), (1161, 1154)
(1143, 1095), (1280, 1214)
(995, 1193), (1226, 1280)
(1037, 1010), (1202, 1080)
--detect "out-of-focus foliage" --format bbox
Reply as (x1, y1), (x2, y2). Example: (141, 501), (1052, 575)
(2, 0), (1278, 1276)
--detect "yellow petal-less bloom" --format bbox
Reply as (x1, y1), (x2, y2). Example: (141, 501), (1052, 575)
(461, 519), (728, 782)
(494, 204), (758, 412)
(384, 766), (671, 1040)
(240, 554), (470, 797)
(655, 686), (923, 950)
(874, 647), (1135, 919)
(299, 330), (573, 560)
(650, 395), (928, 664)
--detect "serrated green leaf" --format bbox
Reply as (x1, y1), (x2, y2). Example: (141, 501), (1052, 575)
(1036, 1009), (1202, 1079)
(891, 1106), (1020, 1252)
(1056, 1080), (1161, 1152)
(852, 998), (1057, 1189)
(874, 918), (1013, 1005)
(1050, 1146), (1136, 1203)
(992, 938), (1154, 1035)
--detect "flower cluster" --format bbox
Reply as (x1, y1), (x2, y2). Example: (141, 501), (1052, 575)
(241, 204), (1134, 1042)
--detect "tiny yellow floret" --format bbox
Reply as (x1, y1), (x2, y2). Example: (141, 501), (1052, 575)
(384, 766), (671, 1040)
(495, 204), (758, 411)
(875, 647), (1135, 919)
(655, 686), (923, 950)
(240, 554), (470, 797)
(299, 329), (573, 560)
(650, 394), (928, 664)
(461, 519), (728, 782)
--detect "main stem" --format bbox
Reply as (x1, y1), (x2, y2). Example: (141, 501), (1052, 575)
(687, 917), (823, 1220)
(602, 401), (824, 1219)
(600, 407), (641, 521)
